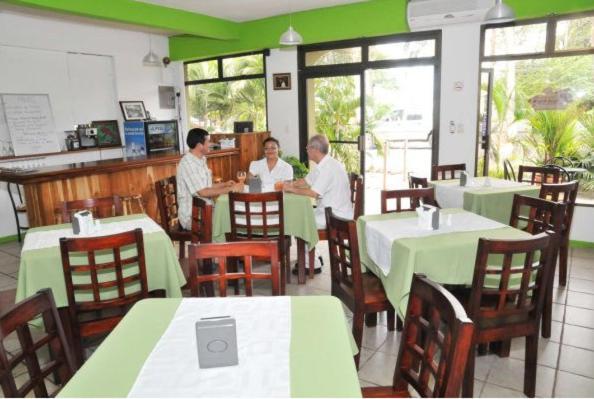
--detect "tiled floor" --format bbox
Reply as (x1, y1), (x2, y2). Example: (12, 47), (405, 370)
(1, 239), (593, 397)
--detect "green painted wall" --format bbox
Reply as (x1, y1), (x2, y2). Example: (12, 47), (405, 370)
(5, 0), (239, 40)
(170, 0), (594, 61)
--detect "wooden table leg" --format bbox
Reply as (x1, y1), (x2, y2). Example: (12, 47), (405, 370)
(296, 238), (306, 284)
(308, 247), (315, 279)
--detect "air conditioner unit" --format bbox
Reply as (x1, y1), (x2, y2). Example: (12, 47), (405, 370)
(407, 0), (493, 31)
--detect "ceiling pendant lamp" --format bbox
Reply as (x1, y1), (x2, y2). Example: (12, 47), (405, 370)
(143, 34), (162, 67)
(279, 0), (302, 46)
(485, 0), (515, 23)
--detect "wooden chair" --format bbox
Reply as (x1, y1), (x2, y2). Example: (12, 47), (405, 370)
(349, 172), (364, 220)
(518, 165), (560, 185)
(6, 182), (28, 242)
(381, 188), (439, 214)
(431, 163), (466, 180)
(0, 289), (76, 397)
(187, 241), (280, 297)
(539, 181), (579, 287)
(503, 159), (516, 181)
(463, 233), (556, 398)
(325, 207), (395, 369)
(59, 195), (123, 223)
(362, 275), (474, 398)
(59, 228), (163, 366)
(180, 197), (214, 292)
(509, 194), (566, 339)
(228, 191), (290, 294)
(155, 176), (191, 259)
(408, 175), (428, 188)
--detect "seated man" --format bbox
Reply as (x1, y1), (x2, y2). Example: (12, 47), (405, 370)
(177, 128), (242, 230)
(284, 134), (353, 227)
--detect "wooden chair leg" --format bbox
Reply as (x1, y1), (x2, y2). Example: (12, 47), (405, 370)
(353, 311), (364, 369)
(296, 238), (306, 284)
(542, 281), (553, 338)
(396, 316), (403, 332)
(462, 345), (476, 398)
(179, 240), (186, 260)
(308, 248), (315, 279)
(524, 334), (538, 398)
(497, 339), (511, 357)
(365, 313), (377, 327)
(387, 308), (395, 332)
(559, 240), (568, 287)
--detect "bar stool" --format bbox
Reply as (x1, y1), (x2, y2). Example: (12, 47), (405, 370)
(122, 194), (146, 215)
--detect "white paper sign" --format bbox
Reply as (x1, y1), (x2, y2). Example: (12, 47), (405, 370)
(1, 94), (60, 156)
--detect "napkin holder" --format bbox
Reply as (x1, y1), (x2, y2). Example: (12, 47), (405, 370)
(248, 176), (261, 193)
(460, 171), (468, 187)
(72, 210), (94, 235)
(416, 205), (439, 230)
(195, 316), (238, 368)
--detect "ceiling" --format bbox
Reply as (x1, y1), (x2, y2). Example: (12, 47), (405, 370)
(134, 0), (369, 22)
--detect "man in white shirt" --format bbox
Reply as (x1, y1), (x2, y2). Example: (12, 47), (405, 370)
(177, 128), (242, 230)
(284, 134), (353, 228)
(248, 137), (293, 190)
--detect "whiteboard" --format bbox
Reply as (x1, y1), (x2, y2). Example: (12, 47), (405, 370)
(0, 45), (119, 158)
(1, 94), (60, 156)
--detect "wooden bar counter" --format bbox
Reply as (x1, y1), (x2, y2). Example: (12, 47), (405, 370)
(0, 149), (239, 227)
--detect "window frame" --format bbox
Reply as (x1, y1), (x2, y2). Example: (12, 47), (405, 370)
(183, 50), (269, 132)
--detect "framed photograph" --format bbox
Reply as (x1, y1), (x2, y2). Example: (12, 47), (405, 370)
(92, 120), (122, 148)
(273, 73), (291, 90)
(119, 101), (147, 121)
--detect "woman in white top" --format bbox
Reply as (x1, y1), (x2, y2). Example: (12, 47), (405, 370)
(249, 137), (293, 190)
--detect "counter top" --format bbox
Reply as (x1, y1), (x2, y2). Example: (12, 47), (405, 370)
(0, 149), (239, 184)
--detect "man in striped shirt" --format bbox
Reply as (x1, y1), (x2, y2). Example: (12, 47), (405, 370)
(176, 128), (242, 230)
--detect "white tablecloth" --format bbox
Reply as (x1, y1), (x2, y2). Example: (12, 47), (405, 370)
(128, 297), (291, 398)
(22, 216), (163, 252)
(433, 177), (531, 209)
(365, 210), (506, 275)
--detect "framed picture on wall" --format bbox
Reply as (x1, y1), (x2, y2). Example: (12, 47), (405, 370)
(119, 101), (147, 120)
(92, 120), (122, 148)
(273, 73), (291, 90)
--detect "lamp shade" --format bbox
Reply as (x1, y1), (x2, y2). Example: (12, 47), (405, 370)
(485, 0), (515, 23)
(143, 50), (161, 67)
(279, 26), (303, 46)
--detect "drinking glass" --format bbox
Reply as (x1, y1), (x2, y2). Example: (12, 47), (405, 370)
(236, 171), (247, 184)
(274, 179), (284, 191)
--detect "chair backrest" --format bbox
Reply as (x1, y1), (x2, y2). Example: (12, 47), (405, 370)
(431, 163), (466, 180)
(381, 188), (438, 214)
(325, 207), (364, 304)
(228, 191), (285, 241)
(518, 165), (560, 185)
(509, 194), (566, 238)
(539, 181), (579, 236)
(187, 241), (280, 297)
(59, 229), (149, 338)
(191, 196), (213, 244)
(467, 233), (555, 339)
(393, 274), (474, 398)
(409, 175), (429, 188)
(349, 173), (364, 219)
(155, 176), (179, 231)
(503, 159), (516, 181)
(0, 289), (76, 397)
(60, 195), (123, 223)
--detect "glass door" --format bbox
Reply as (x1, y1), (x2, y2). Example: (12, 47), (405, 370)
(364, 65), (435, 214)
(476, 68), (494, 176)
(304, 74), (362, 174)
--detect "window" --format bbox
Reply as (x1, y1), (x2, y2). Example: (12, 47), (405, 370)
(184, 52), (267, 133)
(369, 39), (435, 61)
(478, 13), (594, 205)
(304, 47), (362, 66)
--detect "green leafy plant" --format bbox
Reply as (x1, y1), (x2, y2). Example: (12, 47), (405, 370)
(282, 155), (309, 179)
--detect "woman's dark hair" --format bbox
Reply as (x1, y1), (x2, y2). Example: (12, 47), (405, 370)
(186, 128), (209, 149)
(263, 137), (280, 148)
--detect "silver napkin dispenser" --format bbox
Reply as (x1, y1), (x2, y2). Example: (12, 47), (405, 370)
(195, 316), (238, 368)
(248, 176), (262, 193)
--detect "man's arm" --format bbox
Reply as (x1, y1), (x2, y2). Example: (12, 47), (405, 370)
(283, 180), (318, 199)
(197, 181), (241, 198)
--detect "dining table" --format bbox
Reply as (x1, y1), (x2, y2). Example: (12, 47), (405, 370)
(15, 214), (186, 306)
(212, 192), (319, 284)
(430, 176), (540, 224)
(58, 296), (361, 398)
(356, 208), (533, 316)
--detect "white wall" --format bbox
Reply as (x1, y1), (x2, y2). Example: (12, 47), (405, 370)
(0, 9), (176, 238)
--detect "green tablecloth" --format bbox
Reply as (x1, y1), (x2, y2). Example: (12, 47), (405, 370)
(59, 296), (361, 398)
(430, 177), (540, 224)
(16, 215), (185, 307)
(212, 193), (319, 247)
(357, 209), (532, 316)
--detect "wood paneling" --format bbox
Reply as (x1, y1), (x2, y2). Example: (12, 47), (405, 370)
(210, 131), (270, 173)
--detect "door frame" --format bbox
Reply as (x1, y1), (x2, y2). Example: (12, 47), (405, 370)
(476, 68), (494, 176)
(297, 30), (442, 174)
